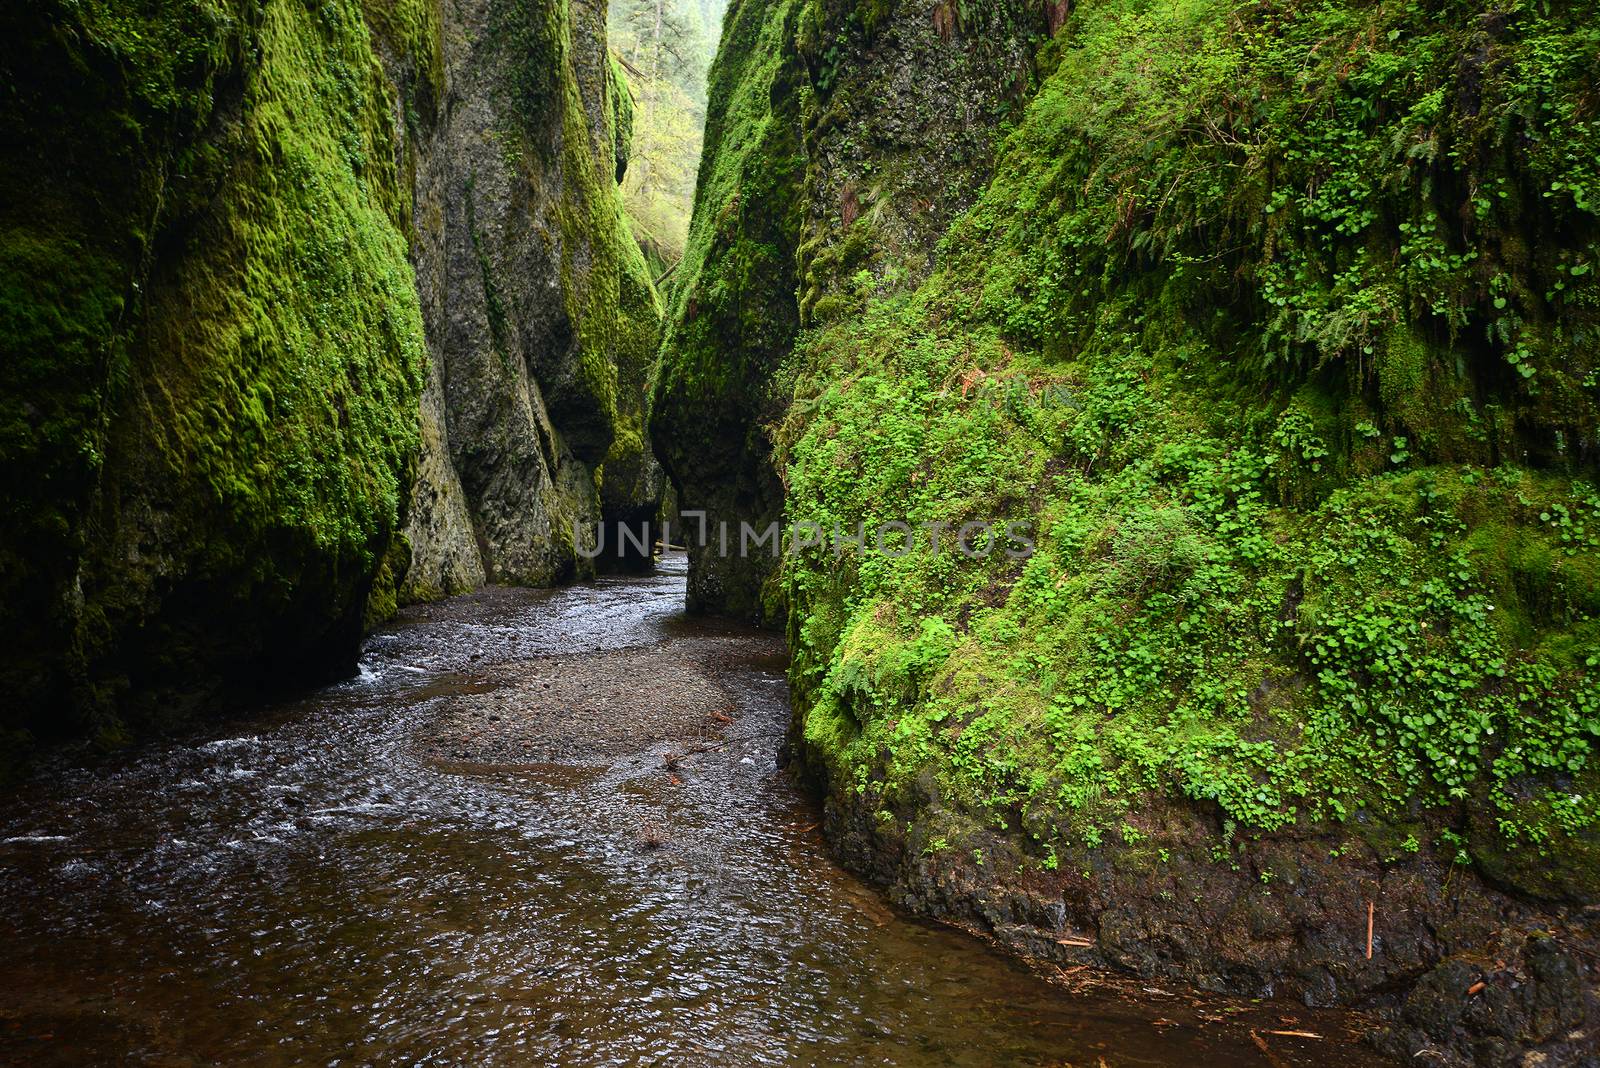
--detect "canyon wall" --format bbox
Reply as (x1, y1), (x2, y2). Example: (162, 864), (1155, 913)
(663, 2), (1600, 1062)
(0, 0), (659, 751)
(652, 0), (1039, 620)
(377, 0), (664, 600)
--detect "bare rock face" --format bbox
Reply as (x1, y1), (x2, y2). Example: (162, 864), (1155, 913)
(379, 0), (664, 599)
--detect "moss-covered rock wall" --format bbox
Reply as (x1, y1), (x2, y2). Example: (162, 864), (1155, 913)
(649, 0), (807, 621)
(0, 0), (661, 752)
(380, 0), (664, 598)
(671, 0), (1600, 1060)
(651, 0), (1042, 621)
(0, 0), (427, 747)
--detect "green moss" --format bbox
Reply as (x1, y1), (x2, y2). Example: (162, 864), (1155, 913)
(654, 0), (807, 409)
(770, 0), (1600, 897)
(649, 0), (809, 619)
(364, 532), (413, 629)
(487, 0), (636, 465)
(0, 0), (253, 730)
(362, 0), (445, 107)
(599, 205), (665, 515)
(0, 0), (427, 739)
(607, 52), (635, 183)
(1378, 325), (1429, 429)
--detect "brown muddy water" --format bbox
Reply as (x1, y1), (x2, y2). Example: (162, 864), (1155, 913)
(0, 555), (1390, 1066)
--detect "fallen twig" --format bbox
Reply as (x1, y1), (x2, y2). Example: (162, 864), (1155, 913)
(1250, 1029), (1291, 1068)
(1366, 900), (1375, 960)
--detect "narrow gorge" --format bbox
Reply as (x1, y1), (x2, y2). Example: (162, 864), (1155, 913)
(1, 0), (662, 749)
(2, 1), (1598, 1065)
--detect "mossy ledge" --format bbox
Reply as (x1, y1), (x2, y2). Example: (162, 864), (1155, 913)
(670, 0), (1600, 1061)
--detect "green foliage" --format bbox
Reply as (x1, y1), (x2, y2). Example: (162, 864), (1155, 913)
(775, 0), (1600, 888)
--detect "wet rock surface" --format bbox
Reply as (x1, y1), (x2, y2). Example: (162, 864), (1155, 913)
(815, 776), (1600, 1067)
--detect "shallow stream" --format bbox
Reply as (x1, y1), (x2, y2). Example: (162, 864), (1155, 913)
(0, 556), (1386, 1066)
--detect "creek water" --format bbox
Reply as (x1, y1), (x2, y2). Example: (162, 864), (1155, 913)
(0, 555), (1387, 1066)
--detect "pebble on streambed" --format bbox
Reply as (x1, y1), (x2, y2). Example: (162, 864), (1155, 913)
(415, 644), (741, 770)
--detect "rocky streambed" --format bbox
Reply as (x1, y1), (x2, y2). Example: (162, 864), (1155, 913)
(0, 556), (1387, 1065)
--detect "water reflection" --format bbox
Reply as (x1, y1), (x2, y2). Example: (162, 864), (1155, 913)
(0, 556), (1386, 1066)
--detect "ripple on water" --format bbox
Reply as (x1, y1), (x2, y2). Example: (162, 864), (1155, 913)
(0, 555), (1388, 1067)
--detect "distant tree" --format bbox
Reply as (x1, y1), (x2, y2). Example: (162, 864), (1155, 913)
(608, 0), (720, 271)
(611, 0), (701, 91)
